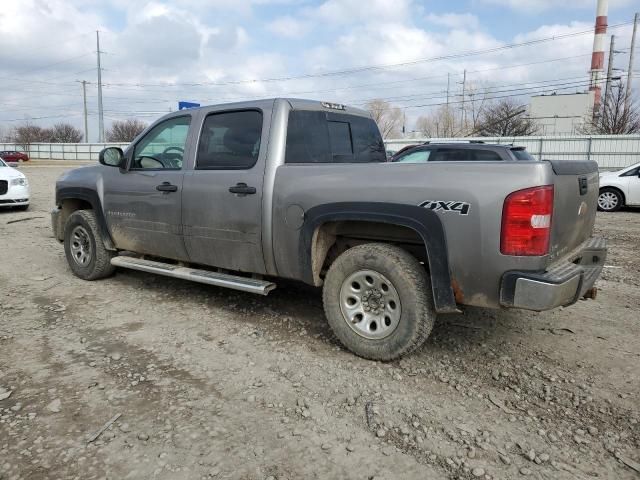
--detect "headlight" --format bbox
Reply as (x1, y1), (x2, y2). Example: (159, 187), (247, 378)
(10, 177), (27, 187)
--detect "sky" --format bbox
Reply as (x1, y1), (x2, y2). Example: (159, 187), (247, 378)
(0, 0), (638, 141)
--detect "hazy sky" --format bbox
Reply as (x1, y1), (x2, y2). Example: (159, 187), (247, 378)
(0, 0), (638, 141)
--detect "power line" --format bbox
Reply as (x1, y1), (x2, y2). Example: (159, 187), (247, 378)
(400, 79), (607, 110)
(350, 76), (601, 106)
(1, 113), (83, 122)
(0, 55), (594, 114)
(100, 21), (635, 88)
(0, 71), (613, 122)
(93, 78), (610, 118)
(0, 53), (94, 83)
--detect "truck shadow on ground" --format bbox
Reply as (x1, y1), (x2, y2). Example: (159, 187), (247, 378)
(113, 269), (525, 360)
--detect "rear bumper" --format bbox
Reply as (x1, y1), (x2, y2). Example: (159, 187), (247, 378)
(500, 237), (607, 311)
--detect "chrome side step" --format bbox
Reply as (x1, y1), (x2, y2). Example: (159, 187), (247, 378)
(110, 256), (276, 295)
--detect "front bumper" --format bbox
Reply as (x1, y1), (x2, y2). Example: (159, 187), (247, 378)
(500, 237), (607, 311)
(0, 184), (29, 207)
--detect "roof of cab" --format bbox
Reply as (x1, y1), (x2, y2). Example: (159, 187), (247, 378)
(161, 98), (371, 119)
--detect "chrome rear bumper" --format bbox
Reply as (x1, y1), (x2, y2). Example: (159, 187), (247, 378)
(500, 237), (607, 311)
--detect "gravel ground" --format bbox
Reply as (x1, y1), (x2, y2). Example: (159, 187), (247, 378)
(1, 165), (639, 480)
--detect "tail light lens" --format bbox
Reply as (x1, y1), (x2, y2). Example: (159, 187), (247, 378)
(501, 185), (554, 256)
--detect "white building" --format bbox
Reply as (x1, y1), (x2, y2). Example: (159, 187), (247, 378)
(529, 92), (594, 136)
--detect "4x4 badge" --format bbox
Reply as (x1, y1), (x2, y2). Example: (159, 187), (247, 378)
(419, 200), (471, 215)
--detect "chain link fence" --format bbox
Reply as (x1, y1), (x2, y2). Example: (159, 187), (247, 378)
(0, 143), (129, 162)
(2, 134), (640, 170)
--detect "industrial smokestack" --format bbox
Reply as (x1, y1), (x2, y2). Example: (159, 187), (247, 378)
(589, 0), (609, 112)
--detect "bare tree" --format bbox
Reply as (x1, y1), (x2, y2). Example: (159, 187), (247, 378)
(464, 81), (490, 132)
(365, 99), (403, 138)
(7, 122), (51, 151)
(415, 106), (462, 138)
(581, 82), (640, 134)
(0, 125), (9, 142)
(475, 99), (539, 137)
(49, 123), (83, 143)
(106, 119), (148, 142)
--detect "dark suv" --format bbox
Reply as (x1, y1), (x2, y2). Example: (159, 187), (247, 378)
(390, 142), (534, 163)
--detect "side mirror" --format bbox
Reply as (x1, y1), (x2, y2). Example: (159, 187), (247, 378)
(99, 147), (125, 168)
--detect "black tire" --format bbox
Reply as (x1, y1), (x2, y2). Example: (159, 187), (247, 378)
(63, 210), (115, 280)
(597, 188), (623, 212)
(322, 243), (435, 361)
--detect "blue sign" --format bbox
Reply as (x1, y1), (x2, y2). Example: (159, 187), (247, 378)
(178, 101), (200, 110)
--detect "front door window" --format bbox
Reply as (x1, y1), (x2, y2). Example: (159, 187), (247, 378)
(132, 116), (191, 170)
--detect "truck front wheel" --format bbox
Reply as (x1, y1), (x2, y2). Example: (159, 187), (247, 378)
(322, 243), (435, 361)
(63, 210), (116, 280)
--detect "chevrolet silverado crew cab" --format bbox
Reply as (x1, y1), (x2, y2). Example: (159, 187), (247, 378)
(51, 98), (607, 360)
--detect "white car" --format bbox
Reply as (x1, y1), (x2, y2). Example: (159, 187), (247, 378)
(598, 161), (640, 212)
(0, 157), (30, 210)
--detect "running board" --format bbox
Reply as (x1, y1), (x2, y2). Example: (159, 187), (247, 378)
(110, 256), (276, 295)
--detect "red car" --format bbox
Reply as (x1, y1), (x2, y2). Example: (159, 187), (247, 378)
(0, 151), (29, 162)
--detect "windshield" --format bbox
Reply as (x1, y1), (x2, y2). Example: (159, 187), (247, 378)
(0, 159), (7, 167)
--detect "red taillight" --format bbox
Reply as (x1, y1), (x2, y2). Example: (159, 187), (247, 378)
(501, 185), (554, 256)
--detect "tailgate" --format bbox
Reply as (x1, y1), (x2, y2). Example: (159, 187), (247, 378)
(547, 160), (599, 261)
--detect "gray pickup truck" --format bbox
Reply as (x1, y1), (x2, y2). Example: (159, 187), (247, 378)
(52, 98), (606, 360)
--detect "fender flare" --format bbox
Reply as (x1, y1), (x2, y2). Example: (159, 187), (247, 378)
(300, 202), (458, 313)
(56, 187), (115, 250)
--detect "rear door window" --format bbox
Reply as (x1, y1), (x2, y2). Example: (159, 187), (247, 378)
(430, 148), (471, 161)
(196, 110), (263, 170)
(430, 148), (502, 161)
(285, 110), (385, 163)
(470, 149), (502, 161)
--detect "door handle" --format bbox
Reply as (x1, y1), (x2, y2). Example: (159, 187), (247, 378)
(156, 182), (178, 192)
(228, 183), (257, 195)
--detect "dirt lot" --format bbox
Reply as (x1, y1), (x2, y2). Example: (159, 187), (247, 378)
(1, 164), (639, 480)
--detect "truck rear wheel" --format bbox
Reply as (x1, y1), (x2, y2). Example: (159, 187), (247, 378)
(64, 210), (116, 280)
(322, 243), (435, 360)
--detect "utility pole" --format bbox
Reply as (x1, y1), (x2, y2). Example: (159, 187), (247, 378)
(96, 30), (105, 142)
(78, 80), (89, 142)
(446, 73), (450, 107)
(460, 69), (466, 132)
(626, 12), (638, 112)
(604, 35), (616, 116)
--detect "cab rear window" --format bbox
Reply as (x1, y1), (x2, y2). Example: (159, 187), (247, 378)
(285, 110), (386, 164)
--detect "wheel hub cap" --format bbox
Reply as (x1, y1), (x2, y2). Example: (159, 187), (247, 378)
(598, 192), (618, 211)
(70, 225), (92, 266)
(339, 270), (401, 340)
